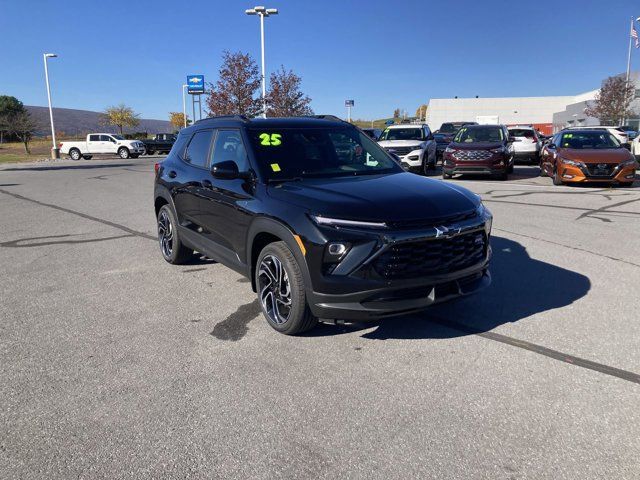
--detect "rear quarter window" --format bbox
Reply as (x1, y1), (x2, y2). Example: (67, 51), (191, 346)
(169, 132), (191, 160)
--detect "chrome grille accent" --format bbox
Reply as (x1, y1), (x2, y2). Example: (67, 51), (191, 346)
(453, 150), (492, 161)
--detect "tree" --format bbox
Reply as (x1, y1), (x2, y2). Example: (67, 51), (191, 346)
(393, 108), (401, 118)
(169, 112), (189, 131)
(415, 104), (428, 120)
(100, 104), (140, 135)
(0, 95), (25, 143)
(206, 51), (262, 117)
(585, 76), (636, 125)
(7, 110), (38, 154)
(266, 66), (313, 117)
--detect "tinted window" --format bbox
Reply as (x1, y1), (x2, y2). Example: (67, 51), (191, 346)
(89, 135), (100, 141)
(247, 127), (401, 180)
(211, 130), (249, 171)
(509, 129), (535, 138)
(558, 132), (620, 149)
(184, 130), (213, 167)
(169, 132), (190, 159)
(454, 126), (504, 143)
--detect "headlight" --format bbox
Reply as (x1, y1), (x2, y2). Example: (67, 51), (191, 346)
(560, 158), (585, 168)
(620, 158), (638, 168)
(411, 145), (424, 152)
(310, 214), (387, 229)
(490, 146), (505, 154)
(476, 201), (493, 236)
(444, 146), (455, 153)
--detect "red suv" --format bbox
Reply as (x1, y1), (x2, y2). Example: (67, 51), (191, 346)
(442, 125), (515, 180)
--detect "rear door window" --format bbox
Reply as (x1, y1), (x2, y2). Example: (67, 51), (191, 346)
(210, 129), (249, 171)
(89, 135), (100, 141)
(183, 130), (213, 168)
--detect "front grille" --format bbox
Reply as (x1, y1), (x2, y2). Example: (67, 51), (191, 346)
(371, 231), (486, 280)
(585, 163), (617, 177)
(386, 210), (477, 230)
(384, 146), (417, 156)
(453, 150), (492, 161)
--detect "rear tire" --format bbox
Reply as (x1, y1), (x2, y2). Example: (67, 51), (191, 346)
(146, 149), (154, 156)
(82, 155), (92, 160)
(118, 147), (130, 159)
(256, 241), (318, 335)
(69, 148), (82, 161)
(442, 170), (453, 179)
(157, 204), (193, 264)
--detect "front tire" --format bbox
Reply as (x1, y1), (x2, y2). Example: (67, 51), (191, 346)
(69, 148), (82, 161)
(256, 241), (317, 335)
(553, 167), (563, 185)
(146, 149), (154, 156)
(82, 155), (92, 160)
(442, 170), (453, 179)
(118, 147), (130, 159)
(157, 205), (193, 264)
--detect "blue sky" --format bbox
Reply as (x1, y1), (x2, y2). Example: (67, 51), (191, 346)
(1, 0), (640, 120)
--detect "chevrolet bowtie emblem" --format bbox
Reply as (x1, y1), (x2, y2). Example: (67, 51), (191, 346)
(435, 225), (461, 239)
(190, 78), (202, 83)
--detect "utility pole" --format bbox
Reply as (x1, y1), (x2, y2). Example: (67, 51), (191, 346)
(43, 53), (59, 159)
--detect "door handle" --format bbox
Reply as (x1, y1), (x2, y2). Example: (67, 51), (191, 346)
(167, 170), (177, 178)
(202, 179), (213, 189)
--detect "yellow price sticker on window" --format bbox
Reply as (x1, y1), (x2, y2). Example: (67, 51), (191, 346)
(270, 163), (281, 172)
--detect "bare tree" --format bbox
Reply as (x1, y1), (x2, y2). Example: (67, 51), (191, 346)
(585, 76), (636, 125)
(266, 66), (313, 117)
(393, 108), (401, 119)
(415, 104), (428, 120)
(206, 51), (262, 117)
(7, 110), (38, 153)
(100, 104), (140, 135)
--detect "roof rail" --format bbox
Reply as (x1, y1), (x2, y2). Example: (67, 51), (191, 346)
(309, 114), (347, 123)
(194, 115), (250, 124)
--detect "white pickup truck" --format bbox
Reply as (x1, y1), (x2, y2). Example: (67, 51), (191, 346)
(60, 134), (146, 160)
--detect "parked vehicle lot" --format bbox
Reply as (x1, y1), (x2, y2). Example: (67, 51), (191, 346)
(1, 158), (639, 478)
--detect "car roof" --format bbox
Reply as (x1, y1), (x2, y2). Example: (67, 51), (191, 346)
(564, 126), (618, 130)
(187, 115), (349, 132)
(508, 125), (535, 129)
(386, 124), (425, 129)
(461, 124), (503, 128)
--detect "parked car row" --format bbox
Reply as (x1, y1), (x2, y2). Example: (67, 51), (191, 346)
(62, 133), (177, 160)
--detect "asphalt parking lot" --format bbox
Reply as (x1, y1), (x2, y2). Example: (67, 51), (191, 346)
(1, 157), (639, 479)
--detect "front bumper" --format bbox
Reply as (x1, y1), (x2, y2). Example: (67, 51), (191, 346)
(307, 263), (491, 321)
(558, 164), (637, 184)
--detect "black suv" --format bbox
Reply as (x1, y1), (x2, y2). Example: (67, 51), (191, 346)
(154, 116), (493, 335)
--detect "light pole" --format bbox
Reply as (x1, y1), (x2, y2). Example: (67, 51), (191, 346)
(182, 84), (188, 128)
(43, 53), (59, 159)
(245, 5), (278, 118)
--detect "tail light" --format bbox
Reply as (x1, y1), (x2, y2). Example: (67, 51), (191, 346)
(58, 143), (63, 148)
(154, 163), (161, 174)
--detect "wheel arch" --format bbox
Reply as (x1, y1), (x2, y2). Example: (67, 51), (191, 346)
(246, 217), (312, 293)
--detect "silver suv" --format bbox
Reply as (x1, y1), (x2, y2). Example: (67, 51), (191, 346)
(508, 126), (541, 164)
(377, 124), (437, 174)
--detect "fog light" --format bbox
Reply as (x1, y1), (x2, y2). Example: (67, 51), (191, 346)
(563, 173), (574, 179)
(625, 174), (636, 179)
(408, 155), (419, 160)
(328, 243), (348, 256)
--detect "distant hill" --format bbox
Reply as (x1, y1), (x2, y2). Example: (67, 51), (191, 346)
(26, 106), (173, 138)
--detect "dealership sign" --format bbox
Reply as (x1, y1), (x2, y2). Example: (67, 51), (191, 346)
(345, 99), (355, 107)
(187, 75), (205, 94)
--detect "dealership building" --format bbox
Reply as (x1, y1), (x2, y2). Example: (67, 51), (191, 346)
(425, 72), (640, 135)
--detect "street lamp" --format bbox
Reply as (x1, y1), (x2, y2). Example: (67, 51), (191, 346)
(245, 5), (278, 118)
(182, 84), (188, 128)
(43, 53), (59, 159)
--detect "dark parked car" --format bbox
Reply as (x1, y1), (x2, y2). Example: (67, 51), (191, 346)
(144, 133), (176, 155)
(154, 115), (493, 334)
(362, 128), (382, 140)
(434, 121), (478, 161)
(442, 124), (514, 180)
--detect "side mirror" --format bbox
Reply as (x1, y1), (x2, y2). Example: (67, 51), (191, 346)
(211, 160), (239, 179)
(427, 134), (434, 141)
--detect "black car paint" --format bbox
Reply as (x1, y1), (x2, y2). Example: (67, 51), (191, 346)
(154, 116), (492, 321)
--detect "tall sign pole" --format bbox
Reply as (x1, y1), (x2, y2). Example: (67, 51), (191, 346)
(182, 84), (188, 128)
(345, 100), (354, 122)
(186, 75), (205, 122)
(624, 16), (633, 125)
(43, 53), (59, 159)
(246, 6), (278, 118)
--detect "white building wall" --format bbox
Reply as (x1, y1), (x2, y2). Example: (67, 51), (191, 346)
(426, 94), (595, 131)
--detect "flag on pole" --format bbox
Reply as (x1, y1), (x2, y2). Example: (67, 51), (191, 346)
(633, 21), (640, 48)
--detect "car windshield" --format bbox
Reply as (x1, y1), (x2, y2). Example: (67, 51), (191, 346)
(112, 135), (125, 140)
(454, 126), (504, 143)
(439, 123), (458, 134)
(558, 132), (621, 149)
(379, 128), (424, 141)
(247, 127), (402, 180)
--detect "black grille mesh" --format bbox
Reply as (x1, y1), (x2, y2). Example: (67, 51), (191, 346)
(371, 231), (486, 280)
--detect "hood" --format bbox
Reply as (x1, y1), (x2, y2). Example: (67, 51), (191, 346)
(557, 147), (633, 164)
(449, 142), (503, 150)
(267, 172), (479, 223)
(378, 140), (424, 148)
